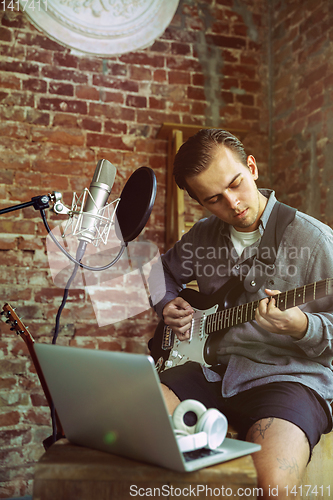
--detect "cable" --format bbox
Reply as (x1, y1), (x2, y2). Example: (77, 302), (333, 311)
(40, 209), (127, 271)
(39, 209), (126, 444)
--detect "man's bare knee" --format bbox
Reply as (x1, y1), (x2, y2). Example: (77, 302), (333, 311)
(161, 383), (180, 414)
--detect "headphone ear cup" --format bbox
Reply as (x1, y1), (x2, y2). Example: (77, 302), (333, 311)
(172, 399), (207, 434)
(196, 409), (228, 449)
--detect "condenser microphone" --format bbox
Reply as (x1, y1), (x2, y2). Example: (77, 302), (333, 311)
(78, 159), (117, 245)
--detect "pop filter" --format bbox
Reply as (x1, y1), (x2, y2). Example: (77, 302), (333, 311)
(115, 167), (156, 243)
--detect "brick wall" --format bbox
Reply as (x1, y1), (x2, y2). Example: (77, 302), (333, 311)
(1, 0), (269, 497)
(271, 0), (333, 225)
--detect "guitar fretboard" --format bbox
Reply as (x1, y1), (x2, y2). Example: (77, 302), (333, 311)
(205, 278), (333, 334)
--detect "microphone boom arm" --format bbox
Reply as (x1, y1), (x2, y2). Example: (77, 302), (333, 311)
(0, 193), (61, 215)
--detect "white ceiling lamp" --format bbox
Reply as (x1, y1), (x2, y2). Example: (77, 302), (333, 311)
(20, 0), (180, 56)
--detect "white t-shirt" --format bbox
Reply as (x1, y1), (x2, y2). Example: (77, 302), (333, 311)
(230, 226), (260, 257)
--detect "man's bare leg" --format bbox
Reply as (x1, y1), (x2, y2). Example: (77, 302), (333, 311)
(161, 383), (180, 414)
(247, 417), (310, 500)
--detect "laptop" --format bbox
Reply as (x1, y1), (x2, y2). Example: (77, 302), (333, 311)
(34, 344), (260, 472)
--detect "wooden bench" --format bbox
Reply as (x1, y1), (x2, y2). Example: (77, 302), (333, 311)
(33, 439), (258, 500)
(33, 430), (332, 500)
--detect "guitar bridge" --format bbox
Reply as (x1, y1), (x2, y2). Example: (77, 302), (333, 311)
(162, 325), (174, 350)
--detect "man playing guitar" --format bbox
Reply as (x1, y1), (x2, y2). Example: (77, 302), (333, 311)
(149, 129), (333, 500)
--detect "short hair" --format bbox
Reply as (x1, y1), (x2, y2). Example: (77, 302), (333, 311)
(173, 129), (248, 201)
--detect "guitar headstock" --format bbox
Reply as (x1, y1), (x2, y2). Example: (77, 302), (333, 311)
(1, 303), (34, 344)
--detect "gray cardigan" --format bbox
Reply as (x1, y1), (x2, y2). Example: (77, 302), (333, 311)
(150, 191), (333, 419)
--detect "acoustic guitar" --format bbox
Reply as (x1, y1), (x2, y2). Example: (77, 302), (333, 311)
(149, 276), (333, 373)
(2, 303), (64, 439)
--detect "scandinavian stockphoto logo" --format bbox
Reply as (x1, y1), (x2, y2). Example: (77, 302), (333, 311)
(179, 242), (311, 280)
(46, 223), (165, 327)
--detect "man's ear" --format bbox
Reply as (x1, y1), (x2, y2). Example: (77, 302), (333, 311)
(247, 155), (258, 180)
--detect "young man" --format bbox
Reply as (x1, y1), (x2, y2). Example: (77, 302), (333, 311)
(151, 129), (333, 499)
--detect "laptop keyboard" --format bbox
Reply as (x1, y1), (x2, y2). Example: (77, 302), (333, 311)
(183, 448), (224, 462)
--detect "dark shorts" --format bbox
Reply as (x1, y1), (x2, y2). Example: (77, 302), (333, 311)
(160, 362), (332, 456)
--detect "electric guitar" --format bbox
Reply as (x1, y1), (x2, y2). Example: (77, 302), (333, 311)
(149, 276), (333, 373)
(2, 303), (64, 437)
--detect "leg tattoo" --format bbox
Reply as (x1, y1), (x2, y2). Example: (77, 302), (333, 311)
(249, 417), (275, 441)
(277, 456), (300, 479)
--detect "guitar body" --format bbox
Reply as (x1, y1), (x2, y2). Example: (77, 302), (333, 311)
(149, 277), (244, 373)
(2, 303), (65, 439)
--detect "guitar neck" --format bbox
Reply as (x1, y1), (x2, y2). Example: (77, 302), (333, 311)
(206, 278), (333, 333)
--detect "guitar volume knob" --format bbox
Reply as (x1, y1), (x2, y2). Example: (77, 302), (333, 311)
(171, 350), (178, 358)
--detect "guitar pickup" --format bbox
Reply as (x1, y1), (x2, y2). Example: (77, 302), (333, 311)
(162, 325), (174, 350)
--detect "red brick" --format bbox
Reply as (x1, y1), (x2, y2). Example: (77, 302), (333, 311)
(53, 52), (79, 69)
(41, 66), (88, 84)
(93, 75), (138, 93)
(104, 120), (127, 134)
(171, 42), (191, 56)
(170, 102), (191, 113)
(168, 70), (191, 85)
(149, 97), (166, 110)
(192, 73), (205, 86)
(161, 26), (197, 44)
(224, 63), (256, 80)
(100, 90), (124, 104)
(0, 27), (12, 42)
(221, 77), (238, 90)
(241, 80), (261, 93)
(52, 113), (78, 128)
(21, 78), (46, 94)
(1, 12), (26, 29)
(149, 40), (171, 53)
(187, 86), (206, 100)
(33, 159), (85, 176)
(191, 101), (206, 115)
(241, 106), (260, 120)
(166, 56), (202, 72)
(18, 32), (65, 51)
(49, 82), (74, 97)
(136, 109), (180, 125)
(89, 102), (135, 121)
(0, 411), (20, 427)
(30, 393), (47, 407)
(206, 34), (246, 49)
(104, 62), (128, 76)
(0, 59), (39, 76)
(31, 128), (85, 146)
(1, 91), (34, 107)
(81, 118), (102, 132)
(153, 69), (167, 82)
(119, 52), (165, 68)
(26, 47), (53, 64)
(129, 66), (152, 81)
(75, 85), (99, 101)
(87, 133), (134, 151)
(78, 58), (103, 73)
(0, 73), (21, 90)
(126, 95), (147, 108)
(0, 122), (29, 140)
(38, 97), (87, 115)
(236, 93), (254, 105)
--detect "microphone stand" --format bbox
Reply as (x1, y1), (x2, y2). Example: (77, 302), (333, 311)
(1, 193), (127, 447)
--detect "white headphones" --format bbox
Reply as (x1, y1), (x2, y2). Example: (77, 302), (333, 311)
(172, 399), (228, 453)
